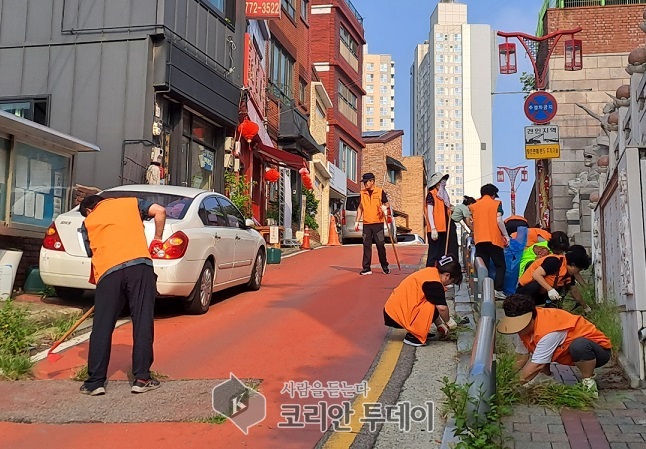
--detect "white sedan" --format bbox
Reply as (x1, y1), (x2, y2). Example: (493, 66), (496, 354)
(39, 185), (267, 314)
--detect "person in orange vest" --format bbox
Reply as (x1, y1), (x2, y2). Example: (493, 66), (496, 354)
(424, 172), (457, 267)
(79, 194), (167, 396)
(511, 226), (552, 249)
(516, 245), (591, 312)
(469, 184), (510, 299)
(355, 172), (390, 275)
(497, 293), (611, 396)
(384, 256), (463, 346)
(504, 215), (529, 236)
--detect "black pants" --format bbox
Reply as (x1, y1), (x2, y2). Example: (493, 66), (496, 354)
(362, 223), (388, 271)
(569, 338), (611, 367)
(426, 221), (458, 267)
(475, 242), (506, 291)
(85, 263), (157, 390)
(516, 281), (571, 306)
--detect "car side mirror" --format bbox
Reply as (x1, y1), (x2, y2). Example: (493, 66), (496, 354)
(245, 218), (255, 228)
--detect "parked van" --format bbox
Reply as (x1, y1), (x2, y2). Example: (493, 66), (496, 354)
(340, 193), (396, 244)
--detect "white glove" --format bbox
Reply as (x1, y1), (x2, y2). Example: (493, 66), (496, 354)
(547, 289), (561, 301)
(431, 229), (439, 241)
(446, 318), (458, 330)
(437, 324), (449, 337)
(381, 205), (388, 216)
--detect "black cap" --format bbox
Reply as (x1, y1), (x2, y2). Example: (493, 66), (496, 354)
(481, 183), (499, 198)
(361, 173), (375, 183)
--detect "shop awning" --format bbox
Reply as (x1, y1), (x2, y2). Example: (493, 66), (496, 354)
(0, 110), (100, 155)
(386, 156), (407, 171)
(279, 106), (324, 156)
(256, 143), (305, 171)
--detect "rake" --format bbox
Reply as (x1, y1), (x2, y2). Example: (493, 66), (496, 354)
(47, 306), (95, 363)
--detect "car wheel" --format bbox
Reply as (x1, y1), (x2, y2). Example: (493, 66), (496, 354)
(183, 261), (214, 315)
(247, 249), (265, 291)
(54, 286), (85, 301)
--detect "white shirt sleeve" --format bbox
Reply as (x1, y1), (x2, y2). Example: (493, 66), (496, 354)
(530, 331), (568, 364)
(514, 334), (529, 355)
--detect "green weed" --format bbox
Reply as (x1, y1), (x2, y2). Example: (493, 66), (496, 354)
(201, 414), (228, 424)
(0, 353), (34, 380)
(71, 365), (89, 382)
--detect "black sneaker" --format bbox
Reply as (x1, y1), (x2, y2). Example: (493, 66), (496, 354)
(360, 269), (372, 275)
(80, 385), (106, 396)
(403, 333), (427, 347)
(131, 378), (161, 394)
(382, 265), (390, 274)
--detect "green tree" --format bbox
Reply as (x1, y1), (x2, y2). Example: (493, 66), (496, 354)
(520, 71), (536, 99)
(303, 188), (319, 231)
(224, 171), (254, 218)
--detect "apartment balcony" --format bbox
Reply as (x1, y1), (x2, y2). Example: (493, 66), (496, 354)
(342, 0), (364, 26)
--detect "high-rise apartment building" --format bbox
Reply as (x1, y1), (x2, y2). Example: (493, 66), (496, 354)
(410, 0), (494, 199)
(362, 51), (395, 131)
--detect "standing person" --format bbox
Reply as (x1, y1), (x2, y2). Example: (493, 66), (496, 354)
(355, 172), (390, 275)
(516, 245), (591, 312)
(79, 194), (167, 396)
(469, 183), (510, 299)
(497, 294), (610, 397)
(424, 172), (458, 267)
(384, 256), (463, 346)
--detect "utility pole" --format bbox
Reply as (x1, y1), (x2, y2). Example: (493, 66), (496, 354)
(497, 166), (528, 215)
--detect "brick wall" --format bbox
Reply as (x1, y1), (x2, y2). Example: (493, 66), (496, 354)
(545, 5), (644, 55)
(401, 156), (427, 239)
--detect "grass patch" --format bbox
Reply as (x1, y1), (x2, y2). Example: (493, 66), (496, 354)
(578, 284), (622, 352)
(37, 312), (82, 343)
(0, 353), (34, 380)
(521, 382), (596, 411)
(126, 368), (170, 382)
(71, 365), (89, 382)
(0, 300), (36, 379)
(201, 414), (228, 424)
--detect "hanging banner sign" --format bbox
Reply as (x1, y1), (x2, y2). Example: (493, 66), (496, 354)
(525, 125), (560, 159)
(246, 0), (282, 18)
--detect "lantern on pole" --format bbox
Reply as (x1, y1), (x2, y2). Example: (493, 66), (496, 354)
(265, 167), (280, 183)
(497, 168), (505, 183)
(521, 168), (528, 182)
(498, 41), (517, 74)
(238, 118), (259, 143)
(564, 39), (583, 71)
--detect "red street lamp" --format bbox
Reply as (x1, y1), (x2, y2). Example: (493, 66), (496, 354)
(496, 28), (583, 90)
(498, 41), (517, 74)
(497, 166), (528, 216)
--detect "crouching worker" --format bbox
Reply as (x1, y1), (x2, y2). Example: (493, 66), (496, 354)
(497, 294), (611, 397)
(516, 245), (591, 312)
(383, 256), (463, 347)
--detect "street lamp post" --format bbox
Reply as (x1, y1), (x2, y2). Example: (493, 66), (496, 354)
(497, 166), (528, 216)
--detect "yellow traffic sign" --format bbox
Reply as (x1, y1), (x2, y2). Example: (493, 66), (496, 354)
(525, 144), (560, 159)
(525, 125), (560, 159)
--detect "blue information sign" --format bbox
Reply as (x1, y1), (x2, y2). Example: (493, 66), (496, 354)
(524, 91), (558, 124)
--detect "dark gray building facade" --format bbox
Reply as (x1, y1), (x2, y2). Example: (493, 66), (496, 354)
(0, 0), (246, 192)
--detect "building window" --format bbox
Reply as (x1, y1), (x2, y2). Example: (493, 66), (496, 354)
(340, 26), (359, 57)
(436, 44), (444, 52)
(437, 76), (444, 84)
(454, 33), (462, 41)
(366, 118), (374, 128)
(455, 44), (462, 52)
(316, 103), (326, 119)
(455, 153), (462, 162)
(0, 97), (49, 126)
(379, 85), (387, 94)
(338, 80), (358, 124)
(270, 40), (294, 102)
(203, 0), (236, 24)
(455, 121), (462, 129)
(380, 63), (388, 72)
(366, 73), (374, 82)
(456, 176), (463, 185)
(456, 166), (462, 174)
(437, 109), (445, 118)
(380, 118), (389, 128)
(367, 62), (374, 71)
(300, 0), (308, 21)
(436, 143), (443, 151)
(437, 154), (444, 162)
(380, 106), (388, 116)
(340, 140), (357, 182)
(388, 168), (397, 184)
(366, 106), (374, 115)
(436, 65), (444, 74)
(436, 87), (444, 95)
(454, 66), (462, 74)
(183, 110), (218, 190)
(282, 0), (296, 19)
(436, 32), (444, 41)
(454, 87), (461, 95)
(299, 78), (307, 104)
(366, 96), (374, 104)
(455, 55), (462, 64)
(436, 54), (444, 63)
(366, 84), (374, 94)
(454, 76), (461, 85)
(380, 74), (387, 83)
(454, 98), (461, 107)
(380, 96), (388, 105)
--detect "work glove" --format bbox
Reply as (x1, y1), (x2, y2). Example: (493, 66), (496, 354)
(149, 239), (164, 257)
(381, 205), (388, 216)
(437, 323), (449, 338)
(547, 289), (561, 301)
(431, 229), (439, 241)
(504, 236), (511, 247)
(354, 222), (361, 232)
(446, 317), (458, 330)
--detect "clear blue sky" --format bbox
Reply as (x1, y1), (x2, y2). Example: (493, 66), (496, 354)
(352, 0), (546, 216)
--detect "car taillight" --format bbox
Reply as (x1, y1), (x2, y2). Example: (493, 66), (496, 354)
(342, 209), (346, 225)
(151, 231), (189, 260)
(43, 223), (66, 251)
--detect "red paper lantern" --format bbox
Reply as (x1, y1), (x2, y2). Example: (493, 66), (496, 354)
(265, 168), (280, 183)
(238, 118), (259, 143)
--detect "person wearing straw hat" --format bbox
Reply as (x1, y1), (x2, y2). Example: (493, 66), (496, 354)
(424, 172), (457, 267)
(497, 294), (611, 397)
(355, 172), (390, 275)
(384, 256), (462, 346)
(469, 183), (510, 300)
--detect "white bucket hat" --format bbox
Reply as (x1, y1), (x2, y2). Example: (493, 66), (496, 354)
(428, 172), (449, 189)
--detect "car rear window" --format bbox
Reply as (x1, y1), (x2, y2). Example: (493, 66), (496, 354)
(397, 234), (416, 242)
(345, 196), (361, 211)
(100, 191), (194, 219)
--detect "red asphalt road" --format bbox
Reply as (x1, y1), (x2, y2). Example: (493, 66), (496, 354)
(1, 245), (426, 449)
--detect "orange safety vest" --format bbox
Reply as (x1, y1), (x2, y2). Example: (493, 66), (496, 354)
(520, 308), (611, 366)
(518, 254), (568, 289)
(512, 228), (552, 248)
(425, 187), (448, 232)
(469, 196), (504, 247)
(384, 267), (443, 344)
(360, 186), (386, 225)
(84, 198), (151, 282)
(504, 215), (528, 225)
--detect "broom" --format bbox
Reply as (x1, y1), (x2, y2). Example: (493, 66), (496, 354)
(47, 306), (95, 363)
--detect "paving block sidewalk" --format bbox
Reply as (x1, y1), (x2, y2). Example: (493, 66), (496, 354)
(504, 369), (646, 449)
